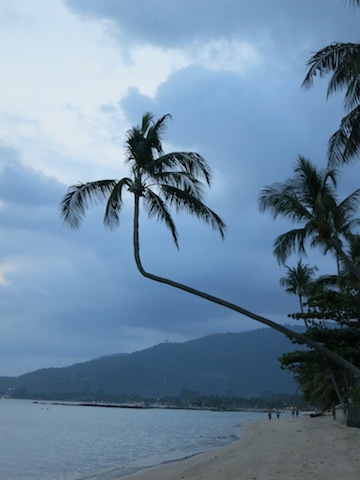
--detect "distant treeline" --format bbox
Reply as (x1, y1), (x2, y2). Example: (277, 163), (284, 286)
(5, 386), (309, 410)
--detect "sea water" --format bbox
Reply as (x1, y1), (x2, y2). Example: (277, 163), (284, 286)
(0, 399), (263, 480)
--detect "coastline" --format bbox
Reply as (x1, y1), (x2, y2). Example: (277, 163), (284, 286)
(120, 414), (360, 480)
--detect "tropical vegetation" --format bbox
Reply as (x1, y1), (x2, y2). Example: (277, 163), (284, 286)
(279, 260), (318, 316)
(302, 1), (360, 166)
(258, 156), (360, 280)
(59, 0), (360, 411)
(60, 112), (360, 378)
(265, 0), (360, 409)
(259, 154), (360, 407)
(278, 286), (360, 409)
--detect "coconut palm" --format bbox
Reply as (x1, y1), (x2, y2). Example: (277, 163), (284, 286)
(60, 113), (360, 377)
(258, 155), (360, 281)
(61, 112), (225, 242)
(303, 40), (360, 165)
(280, 260), (318, 314)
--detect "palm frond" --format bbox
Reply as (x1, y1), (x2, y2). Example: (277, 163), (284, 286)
(140, 112), (155, 136)
(337, 188), (360, 216)
(103, 178), (133, 229)
(153, 171), (205, 200)
(125, 113), (172, 169)
(143, 189), (179, 247)
(159, 185), (225, 238)
(274, 228), (309, 264)
(259, 156), (337, 221)
(302, 43), (360, 93)
(342, 73), (360, 111)
(294, 156), (337, 200)
(258, 184), (313, 223)
(60, 180), (118, 229)
(328, 106), (360, 165)
(340, 218), (360, 238)
(147, 114), (172, 155)
(156, 152), (212, 186)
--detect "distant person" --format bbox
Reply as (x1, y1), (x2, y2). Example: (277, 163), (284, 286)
(332, 405), (336, 420)
(268, 411), (272, 420)
(295, 407), (299, 417)
(276, 411), (280, 419)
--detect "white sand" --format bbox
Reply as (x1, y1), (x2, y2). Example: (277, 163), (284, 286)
(122, 414), (360, 480)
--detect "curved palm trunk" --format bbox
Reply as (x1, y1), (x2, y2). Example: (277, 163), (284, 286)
(133, 195), (360, 378)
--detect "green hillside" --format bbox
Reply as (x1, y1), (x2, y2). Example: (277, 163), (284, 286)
(0, 327), (303, 400)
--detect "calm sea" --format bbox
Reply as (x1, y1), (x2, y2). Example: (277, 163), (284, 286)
(0, 399), (263, 480)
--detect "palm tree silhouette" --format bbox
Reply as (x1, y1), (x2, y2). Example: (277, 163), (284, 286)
(280, 260), (318, 315)
(60, 113), (360, 377)
(303, 0), (360, 167)
(259, 156), (360, 281)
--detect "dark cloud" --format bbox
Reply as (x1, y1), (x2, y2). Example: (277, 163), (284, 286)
(1, 0), (360, 375)
(0, 139), (298, 376)
(65, 0), (360, 48)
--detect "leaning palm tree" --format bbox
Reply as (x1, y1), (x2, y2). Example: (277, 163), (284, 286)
(280, 260), (318, 314)
(60, 113), (360, 377)
(258, 155), (360, 281)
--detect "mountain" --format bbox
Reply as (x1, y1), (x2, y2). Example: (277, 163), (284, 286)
(0, 327), (304, 400)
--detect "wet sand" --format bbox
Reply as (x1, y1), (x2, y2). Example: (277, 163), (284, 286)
(123, 414), (360, 480)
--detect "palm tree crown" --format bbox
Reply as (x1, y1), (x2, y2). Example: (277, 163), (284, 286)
(61, 112), (225, 246)
(280, 260), (318, 313)
(258, 156), (360, 278)
(303, 41), (360, 165)
(259, 156), (337, 261)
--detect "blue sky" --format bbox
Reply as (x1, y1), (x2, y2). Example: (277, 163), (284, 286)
(0, 0), (359, 375)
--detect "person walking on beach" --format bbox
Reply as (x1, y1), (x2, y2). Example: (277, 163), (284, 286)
(268, 411), (272, 420)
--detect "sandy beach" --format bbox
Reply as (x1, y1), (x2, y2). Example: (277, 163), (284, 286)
(124, 414), (360, 480)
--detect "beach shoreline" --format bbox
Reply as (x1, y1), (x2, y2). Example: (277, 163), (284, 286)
(120, 414), (360, 480)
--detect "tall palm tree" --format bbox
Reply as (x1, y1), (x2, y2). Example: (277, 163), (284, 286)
(60, 113), (360, 378)
(258, 156), (360, 281)
(280, 260), (318, 314)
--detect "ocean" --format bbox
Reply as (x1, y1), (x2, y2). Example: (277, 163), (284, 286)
(0, 399), (264, 480)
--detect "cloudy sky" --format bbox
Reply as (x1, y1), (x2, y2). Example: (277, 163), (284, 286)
(1, 0), (359, 376)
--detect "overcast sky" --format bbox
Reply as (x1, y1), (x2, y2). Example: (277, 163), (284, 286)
(1, 0), (359, 376)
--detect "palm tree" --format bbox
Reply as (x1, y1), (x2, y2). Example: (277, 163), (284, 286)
(303, 42), (360, 166)
(280, 260), (318, 314)
(302, 0), (360, 168)
(258, 155), (360, 281)
(61, 112), (225, 241)
(60, 113), (360, 378)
